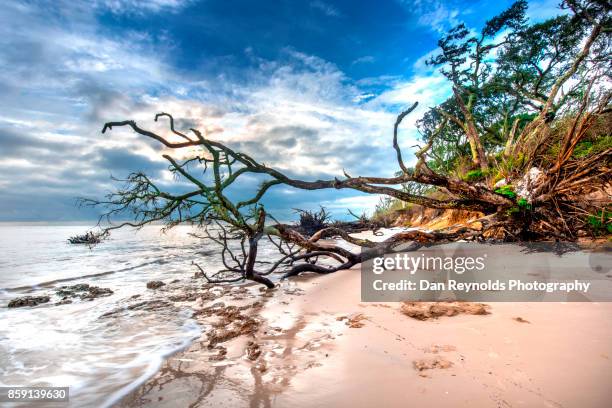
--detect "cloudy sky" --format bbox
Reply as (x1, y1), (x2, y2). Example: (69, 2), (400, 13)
(0, 0), (562, 222)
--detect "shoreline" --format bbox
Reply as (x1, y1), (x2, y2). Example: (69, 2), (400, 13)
(117, 254), (612, 408)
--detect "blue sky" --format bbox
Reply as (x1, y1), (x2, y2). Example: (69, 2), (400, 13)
(0, 0), (562, 222)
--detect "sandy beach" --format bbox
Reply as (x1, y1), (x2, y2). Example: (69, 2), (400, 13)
(118, 261), (612, 408)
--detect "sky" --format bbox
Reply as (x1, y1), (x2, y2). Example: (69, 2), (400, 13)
(0, 0), (563, 222)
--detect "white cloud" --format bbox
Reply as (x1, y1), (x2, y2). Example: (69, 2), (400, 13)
(96, 0), (195, 14)
(411, 48), (439, 74)
(418, 3), (460, 34)
(352, 55), (376, 65)
(398, 0), (462, 34)
(0, 0), (461, 220)
(526, 0), (566, 21)
(365, 70), (451, 161)
(309, 1), (341, 17)
(321, 194), (383, 215)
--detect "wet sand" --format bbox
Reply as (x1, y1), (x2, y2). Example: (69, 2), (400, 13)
(118, 263), (612, 408)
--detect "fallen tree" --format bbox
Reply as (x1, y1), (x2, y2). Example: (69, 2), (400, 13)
(82, 0), (610, 287)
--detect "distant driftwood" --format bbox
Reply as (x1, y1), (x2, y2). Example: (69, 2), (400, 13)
(67, 231), (104, 245)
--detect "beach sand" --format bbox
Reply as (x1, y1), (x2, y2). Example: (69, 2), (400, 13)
(118, 262), (612, 408)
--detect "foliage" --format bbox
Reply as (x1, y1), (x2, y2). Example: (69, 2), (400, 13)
(371, 197), (406, 226)
(506, 198), (532, 216)
(494, 185), (517, 200)
(418, 0), (607, 175)
(463, 169), (486, 182)
(572, 135), (612, 158)
(491, 152), (528, 184)
(517, 198), (532, 210)
(586, 210), (612, 235)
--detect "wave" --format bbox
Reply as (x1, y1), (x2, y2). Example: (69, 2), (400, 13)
(0, 259), (176, 292)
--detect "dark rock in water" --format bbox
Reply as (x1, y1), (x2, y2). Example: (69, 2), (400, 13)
(56, 283), (90, 297)
(80, 286), (114, 300)
(100, 300), (173, 318)
(168, 292), (200, 302)
(9, 283), (113, 308)
(146, 280), (165, 289)
(8, 296), (50, 308)
(56, 283), (113, 300)
(126, 300), (172, 311)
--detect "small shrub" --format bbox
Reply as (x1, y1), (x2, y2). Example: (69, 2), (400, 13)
(490, 169), (506, 185)
(371, 197), (405, 227)
(494, 153), (527, 182)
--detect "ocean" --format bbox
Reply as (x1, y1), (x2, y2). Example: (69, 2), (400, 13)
(0, 224), (277, 407)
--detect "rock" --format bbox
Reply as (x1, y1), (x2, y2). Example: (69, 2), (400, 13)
(516, 167), (544, 201)
(246, 341), (261, 360)
(100, 300), (173, 318)
(207, 328), (241, 346)
(168, 292), (199, 302)
(126, 300), (172, 311)
(55, 299), (73, 306)
(80, 286), (113, 299)
(146, 280), (165, 289)
(57, 283), (113, 300)
(209, 346), (227, 361)
(493, 178), (508, 188)
(204, 305), (261, 347)
(8, 296), (50, 308)
(56, 283), (90, 297)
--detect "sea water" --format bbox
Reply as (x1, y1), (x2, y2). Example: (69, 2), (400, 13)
(0, 224), (262, 407)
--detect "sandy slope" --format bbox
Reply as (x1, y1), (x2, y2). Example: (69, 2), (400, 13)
(118, 260), (612, 408)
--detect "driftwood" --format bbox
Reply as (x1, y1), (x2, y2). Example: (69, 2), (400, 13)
(80, 1), (610, 286)
(68, 231), (104, 245)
